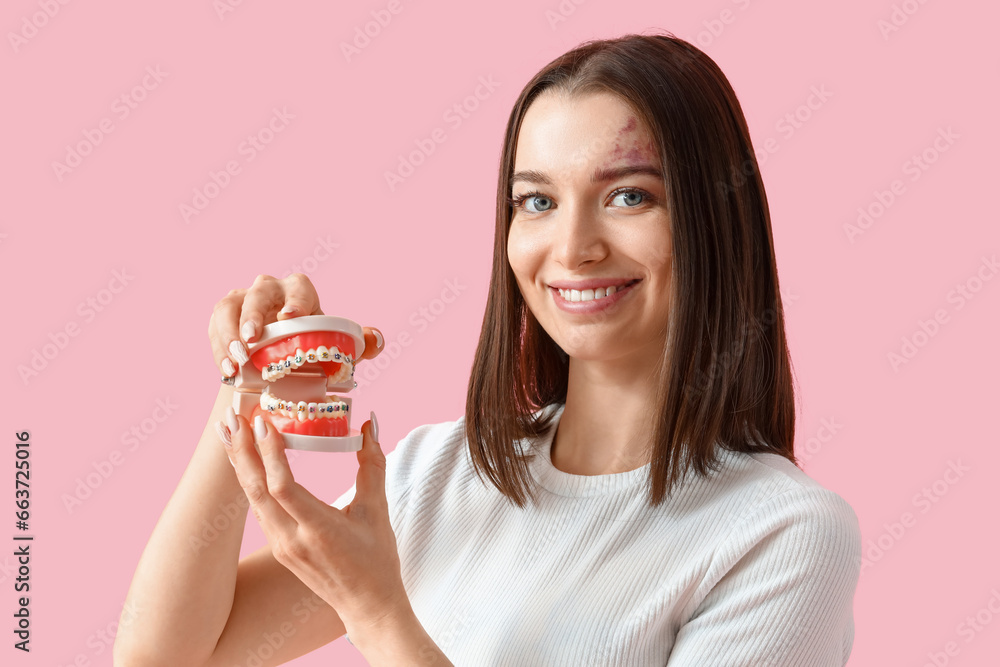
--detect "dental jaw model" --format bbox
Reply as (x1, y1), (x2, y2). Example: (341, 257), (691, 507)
(231, 316), (366, 452)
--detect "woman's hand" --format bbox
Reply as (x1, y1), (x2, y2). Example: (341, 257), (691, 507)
(208, 273), (384, 378)
(219, 409), (412, 635)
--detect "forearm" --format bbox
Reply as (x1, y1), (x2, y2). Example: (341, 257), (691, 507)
(114, 387), (249, 667)
(347, 601), (453, 667)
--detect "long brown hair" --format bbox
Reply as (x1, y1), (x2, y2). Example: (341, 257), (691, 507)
(465, 32), (798, 508)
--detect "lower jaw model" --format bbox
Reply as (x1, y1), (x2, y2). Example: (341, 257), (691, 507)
(230, 316), (366, 452)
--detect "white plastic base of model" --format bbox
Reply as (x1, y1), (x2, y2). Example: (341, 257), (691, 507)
(281, 430), (363, 452)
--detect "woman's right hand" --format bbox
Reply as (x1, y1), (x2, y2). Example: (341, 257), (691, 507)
(209, 273), (384, 378)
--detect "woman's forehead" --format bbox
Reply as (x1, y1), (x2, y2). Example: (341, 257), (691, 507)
(514, 91), (658, 179)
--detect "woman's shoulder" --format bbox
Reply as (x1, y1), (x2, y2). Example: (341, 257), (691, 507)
(706, 447), (861, 555)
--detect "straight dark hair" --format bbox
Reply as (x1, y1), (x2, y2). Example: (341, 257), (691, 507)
(465, 32), (798, 508)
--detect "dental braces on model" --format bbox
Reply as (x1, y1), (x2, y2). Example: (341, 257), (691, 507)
(229, 315), (367, 452)
(259, 387), (350, 421)
(261, 346), (355, 383)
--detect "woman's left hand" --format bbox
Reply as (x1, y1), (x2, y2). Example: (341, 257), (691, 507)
(223, 408), (409, 633)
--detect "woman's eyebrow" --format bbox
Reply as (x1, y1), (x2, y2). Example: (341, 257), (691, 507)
(590, 164), (662, 183)
(511, 169), (552, 186)
(511, 164), (662, 186)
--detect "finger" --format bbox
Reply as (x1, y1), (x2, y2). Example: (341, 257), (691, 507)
(210, 290), (247, 377)
(253, 416), (330, 524)
(358, 327), (385, 362)
(226, 409), (297, 532)
(276, 273), (323, 321)
(353, 411), (388, 514)
(239, 275), (284, 345)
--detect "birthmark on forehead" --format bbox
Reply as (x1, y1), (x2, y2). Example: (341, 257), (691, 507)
(607, 116), (656, 165)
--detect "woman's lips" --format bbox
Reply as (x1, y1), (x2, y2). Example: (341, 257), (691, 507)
(549, 279), (640, 313)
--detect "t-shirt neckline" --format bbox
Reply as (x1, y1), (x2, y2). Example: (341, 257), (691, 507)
(528, 403), (651, 498)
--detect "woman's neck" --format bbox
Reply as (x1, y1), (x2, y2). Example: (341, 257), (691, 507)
(550, 350), (660, 476)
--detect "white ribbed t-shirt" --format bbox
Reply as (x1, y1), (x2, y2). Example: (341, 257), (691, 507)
(332, 403), (861, 666)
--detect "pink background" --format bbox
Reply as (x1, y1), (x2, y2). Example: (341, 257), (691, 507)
(2, 1), (997, 665)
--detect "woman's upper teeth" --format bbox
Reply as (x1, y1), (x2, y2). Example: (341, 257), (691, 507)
(557, 285), (618, 302)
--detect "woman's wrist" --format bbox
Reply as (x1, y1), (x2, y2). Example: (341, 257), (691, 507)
(345, 599), (453, 667)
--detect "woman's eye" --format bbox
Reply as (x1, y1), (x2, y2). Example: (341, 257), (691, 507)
(512, 193), (553, 212)
(611, 190), (647, 207)
(526, 195), (553, 212)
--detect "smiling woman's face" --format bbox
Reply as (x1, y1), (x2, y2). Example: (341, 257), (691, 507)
(507, 90), (673, 365)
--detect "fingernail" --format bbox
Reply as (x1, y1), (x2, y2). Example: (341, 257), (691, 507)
(215, 421), (232, 448)
(226, 406), (239, 433)
(241, 321), (256, 342)
(254, 415), (267, 440)
(221, 358), (236, 377)
(370, 410), (379, 443)
(229, 339), (250, 365)
(279, 305), (297, 316)
(373, 329), (384, 349)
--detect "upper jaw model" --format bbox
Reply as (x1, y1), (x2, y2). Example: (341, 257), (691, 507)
(230, 315), (366, 452)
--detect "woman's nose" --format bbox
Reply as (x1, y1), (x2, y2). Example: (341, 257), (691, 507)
(551, 202), (608, 269)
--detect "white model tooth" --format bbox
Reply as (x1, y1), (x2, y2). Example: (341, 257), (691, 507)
(606, 285), (617, 296)
(594, 287), (606, 299)
(307, 402), (317, 420)
(295, 401), (308, 422)
(581, 289), (595, 302)
(305, 348), (318, 363)
(570, 289), (581, 302)
(317, 345), (330, 361)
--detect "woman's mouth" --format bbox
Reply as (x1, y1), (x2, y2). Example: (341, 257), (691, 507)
(549, 279), (640, 313)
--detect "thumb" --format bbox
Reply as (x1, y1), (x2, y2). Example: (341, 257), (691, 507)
(354, 411), (387, 509)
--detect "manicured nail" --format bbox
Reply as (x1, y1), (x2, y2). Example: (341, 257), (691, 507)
(254, 415), (267, 441)
(241, 321), (256, 343)
(221, 358), (236, 377)
(279, 305), (297, 316)
(226, 406), (239, 433)
(373, 329), (384, 349)
(215, 421), (232, 448)
(229, 340), (249, 365)
(370, 410), (379, 443)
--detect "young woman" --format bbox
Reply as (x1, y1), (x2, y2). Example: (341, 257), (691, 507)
(116, 33), (861, 666)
